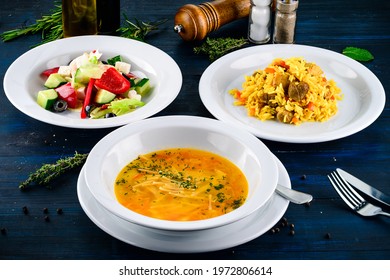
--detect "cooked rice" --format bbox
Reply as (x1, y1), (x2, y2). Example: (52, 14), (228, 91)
(229, 57), (343, 125)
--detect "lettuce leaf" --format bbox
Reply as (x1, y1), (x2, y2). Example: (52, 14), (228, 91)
(109, 99), (145, 116)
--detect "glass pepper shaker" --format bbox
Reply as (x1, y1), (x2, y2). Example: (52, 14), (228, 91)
(273, 0), (299, 44)
(248, 0), (272, 44)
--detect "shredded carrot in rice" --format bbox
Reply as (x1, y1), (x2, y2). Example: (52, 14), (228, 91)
(229, 57), (343, 125)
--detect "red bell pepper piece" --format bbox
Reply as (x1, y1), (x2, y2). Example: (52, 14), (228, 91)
(95, 67), (130, 94)
(55, 83), (78, 108)
(41, 67), (59, 77)
(81, 78), (95, 119)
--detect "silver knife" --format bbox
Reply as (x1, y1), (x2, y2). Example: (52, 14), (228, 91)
(336, 168), (390, 207)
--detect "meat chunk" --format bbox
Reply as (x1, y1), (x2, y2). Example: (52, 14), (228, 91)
(276, 109), (294, 123)
(272, 72), (290, 92)
(288, 81), (309, 101)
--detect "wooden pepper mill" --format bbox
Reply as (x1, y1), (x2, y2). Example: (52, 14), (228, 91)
(174, 0), (251, 41)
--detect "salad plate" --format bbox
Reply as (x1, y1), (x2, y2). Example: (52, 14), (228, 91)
(3, 35), (182, 128)
(77, 155), (290, 253)
(199, 44), (385, 143)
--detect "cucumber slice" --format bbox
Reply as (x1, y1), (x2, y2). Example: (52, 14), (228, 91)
(37, 89), (58, 110)
(134, 78), (150, 96)
(44, 73), (67, 89)
(94, 89), (116, 104)
(74, 66), (105, 84)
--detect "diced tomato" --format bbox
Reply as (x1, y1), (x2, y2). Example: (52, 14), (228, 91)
(95, 67), (130, 94)
(55, 83), (78, 108)
(41, 67), (59, 77)
(123, 72), (138, 79)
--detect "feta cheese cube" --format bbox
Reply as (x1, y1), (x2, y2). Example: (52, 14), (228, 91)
(115, 61), (131, 74)
(58, 66), (71, 77)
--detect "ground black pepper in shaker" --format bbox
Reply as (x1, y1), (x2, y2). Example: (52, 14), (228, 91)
(273, 0), (299, 44)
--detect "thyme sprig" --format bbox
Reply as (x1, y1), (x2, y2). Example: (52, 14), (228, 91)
(117, 15), (167, 42)
(0, 4), (63, 45)
(194, 37), (249, 61)
(19, 152), (88, 190)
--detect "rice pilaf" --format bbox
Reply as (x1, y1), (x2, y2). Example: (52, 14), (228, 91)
(229, 57), (343, 125)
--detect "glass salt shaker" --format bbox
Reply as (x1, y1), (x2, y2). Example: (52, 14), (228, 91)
(273, 0), (299, 44)
(248, 0), (272, 44)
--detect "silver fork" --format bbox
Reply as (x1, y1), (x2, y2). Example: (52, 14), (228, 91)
(328, 171), (390, 217)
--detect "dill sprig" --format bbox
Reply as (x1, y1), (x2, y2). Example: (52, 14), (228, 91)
(194, 37), (249, 61)
(117, 15), (167, 42)
(19, 152), (88, 190)
(0, 4), (63, 45)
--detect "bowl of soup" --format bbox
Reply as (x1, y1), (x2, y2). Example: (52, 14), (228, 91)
(84, 115), (279, 231)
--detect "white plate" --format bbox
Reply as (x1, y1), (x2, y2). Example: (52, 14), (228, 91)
(3, 35), (182, 129)
(199, 44), (385, 143)
(77, 155), (290, 253)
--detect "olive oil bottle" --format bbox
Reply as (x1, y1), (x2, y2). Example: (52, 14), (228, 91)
(97, 0), (120, 34)
(62, 0), (98, 37)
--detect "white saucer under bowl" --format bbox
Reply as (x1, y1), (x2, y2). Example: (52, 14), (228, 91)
(77, 155), (290, 253)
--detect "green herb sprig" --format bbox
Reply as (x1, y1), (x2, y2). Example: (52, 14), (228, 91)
(117, 15), (167, 42)
(1, 4), (166, 45)
(19, 152), (88, 190)
(0, 4), (63, 45)
(342, 47), (374, 62)
(194, 37), (249, 61)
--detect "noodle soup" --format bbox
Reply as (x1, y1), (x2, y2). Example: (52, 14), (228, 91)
(114, 148), (248, 221)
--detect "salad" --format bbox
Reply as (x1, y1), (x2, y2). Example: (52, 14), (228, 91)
(36, 50), (150, 119)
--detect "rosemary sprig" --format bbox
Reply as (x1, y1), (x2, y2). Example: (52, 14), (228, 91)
(19, 152), (88, 190)
(1, 4), (166, 45)
(0, 4), (63, 45)
(117, 15), (167, 42)
(194, 37), (249, 61)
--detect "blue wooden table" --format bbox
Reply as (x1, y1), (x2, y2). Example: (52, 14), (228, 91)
(0, 0), (389, 260)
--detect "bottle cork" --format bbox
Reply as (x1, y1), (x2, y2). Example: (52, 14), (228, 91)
(174, 0), (251, 41)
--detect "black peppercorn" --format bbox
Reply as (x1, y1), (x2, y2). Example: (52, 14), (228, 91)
(289, 230), (295, 236)
(43, 208), (49, 214)
(22, 206), (29, 214)
(44, 216), (50, 222)
(281, 217), (288, 226)
(301, 174), (307, 180)
(1, 227), (7, 235)
(56, 208), (63, 215)
(325, 233), (331, 239)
